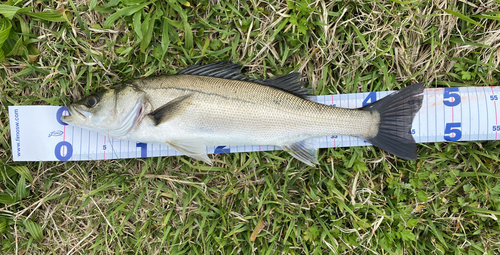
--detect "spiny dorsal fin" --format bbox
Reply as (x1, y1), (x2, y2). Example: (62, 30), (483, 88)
(148, 93), (194, 126)
(177, 61), (309, 99)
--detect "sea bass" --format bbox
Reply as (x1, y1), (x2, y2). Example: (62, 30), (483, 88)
(62, 62), (424, 165)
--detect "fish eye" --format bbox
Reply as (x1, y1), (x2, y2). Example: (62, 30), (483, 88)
(85, 95), (99, 107)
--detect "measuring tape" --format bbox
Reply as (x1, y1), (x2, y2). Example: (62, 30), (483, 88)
(8, 86), (499, 161)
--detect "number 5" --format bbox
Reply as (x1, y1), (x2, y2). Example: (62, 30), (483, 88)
(443, 88), (461, 107)
(444, 123), (462, 141)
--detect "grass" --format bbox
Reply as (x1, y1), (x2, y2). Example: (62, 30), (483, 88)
(1, 0), (500, 254)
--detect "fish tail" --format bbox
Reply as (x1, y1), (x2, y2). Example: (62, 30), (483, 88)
(361, 83), (425, 160)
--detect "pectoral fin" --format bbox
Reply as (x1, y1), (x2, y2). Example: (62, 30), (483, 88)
(166, 139), (212, 165)
(281, 139), (318, 166)
(148, 93), (194, 126)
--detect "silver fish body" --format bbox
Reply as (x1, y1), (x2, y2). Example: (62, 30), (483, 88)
(62, 62), (424, 165)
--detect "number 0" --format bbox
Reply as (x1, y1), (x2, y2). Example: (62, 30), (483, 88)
(55, 141), (73, 161)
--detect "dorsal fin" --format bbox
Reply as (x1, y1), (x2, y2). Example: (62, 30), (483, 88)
(177, 61), (309, 99)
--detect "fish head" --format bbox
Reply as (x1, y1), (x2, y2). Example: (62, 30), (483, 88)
(61, 84), (149, 137)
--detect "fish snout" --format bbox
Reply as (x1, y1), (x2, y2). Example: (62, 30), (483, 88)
(61, 105), (89, 125)
(61, 115), (73, 124)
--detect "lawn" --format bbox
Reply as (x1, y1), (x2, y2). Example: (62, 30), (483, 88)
(1, 0), (500, 254)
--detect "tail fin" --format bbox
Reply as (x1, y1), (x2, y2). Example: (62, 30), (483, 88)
(362, 83), (425, 160)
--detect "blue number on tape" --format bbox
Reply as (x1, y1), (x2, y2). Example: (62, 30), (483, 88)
(362, 92), (376, 107)
(136, 143), (147, 157)
(443, 87), (461, 107)
(443, 88), (461, 141)
(56, 107), (70, 126)
(493, 125), (500, 131)
(214, 146), (230, 154)
(54, 107), (73, 160)
(491, 95), (498, 101)
(55, 141), (73, 161)
(444, 123), (462, 141)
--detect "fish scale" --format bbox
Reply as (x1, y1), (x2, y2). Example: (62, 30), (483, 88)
(60, 62), (424, 165)
(130, 75), (375, 145)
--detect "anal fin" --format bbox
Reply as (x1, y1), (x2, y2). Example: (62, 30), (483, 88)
(166, 139), (212, 165)
(281, 139), (318, 166)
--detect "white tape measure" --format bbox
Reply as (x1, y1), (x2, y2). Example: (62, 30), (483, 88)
(8, 86), (499, 161)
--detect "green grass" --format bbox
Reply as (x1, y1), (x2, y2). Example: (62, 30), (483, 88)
(1, 0), (500, 254)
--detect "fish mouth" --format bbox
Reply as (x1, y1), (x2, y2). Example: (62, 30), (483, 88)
(61, 105), (89, 125)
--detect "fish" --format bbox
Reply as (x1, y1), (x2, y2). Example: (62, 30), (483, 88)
(61, 61), (424, 165)
(48, 130), (64, 137)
